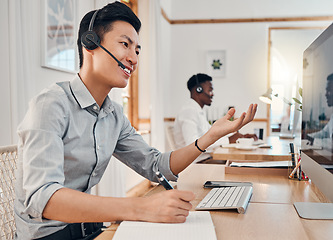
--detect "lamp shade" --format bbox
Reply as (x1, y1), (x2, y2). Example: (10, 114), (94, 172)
(259, 88), (278, 104)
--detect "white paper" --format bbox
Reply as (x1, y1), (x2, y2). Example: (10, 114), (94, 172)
(230, 160), (291, 168)
(112, 211), (217, 240)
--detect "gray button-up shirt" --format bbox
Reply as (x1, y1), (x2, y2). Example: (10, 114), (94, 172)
(14, 75), (176, 239)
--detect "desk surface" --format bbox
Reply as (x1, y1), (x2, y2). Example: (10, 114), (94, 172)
(96, 164), (333, 240)
(213, 136), (299, 161)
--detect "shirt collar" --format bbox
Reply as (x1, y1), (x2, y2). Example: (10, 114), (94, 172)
(70, 74), (114, 114)
(102, 96), (114, 115)
(189, 98), (204, 111)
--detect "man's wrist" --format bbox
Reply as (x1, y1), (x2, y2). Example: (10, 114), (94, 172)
(195, 139), (206, 152)
(126, 197), (144, 221)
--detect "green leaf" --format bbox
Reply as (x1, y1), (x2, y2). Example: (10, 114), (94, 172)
(292, 98), (302, 104)
(299, 87), (303, 97)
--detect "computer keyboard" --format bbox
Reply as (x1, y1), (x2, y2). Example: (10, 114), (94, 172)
(195, 186), (253, 214)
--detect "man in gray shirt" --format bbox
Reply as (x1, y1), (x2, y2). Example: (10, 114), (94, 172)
(14, 2), (257, 239)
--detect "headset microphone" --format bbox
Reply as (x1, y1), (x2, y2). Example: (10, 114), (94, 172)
(81, 9), (126, 70)
(202, 91), (212, 99)
(86, 35), (126, 70)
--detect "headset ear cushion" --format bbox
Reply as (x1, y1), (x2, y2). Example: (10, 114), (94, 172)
(81, 31), (100, 50)
(196, 86), (203, 93)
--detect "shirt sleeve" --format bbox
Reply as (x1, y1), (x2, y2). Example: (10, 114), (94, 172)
(17, 90), (67, 221)
(177, 106), (230, 150)
(308, 117), (332, 139)
(177, 107), (204, 146)
(112, 105), (177, 182)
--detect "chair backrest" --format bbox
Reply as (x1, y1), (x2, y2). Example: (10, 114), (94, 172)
(0, 145), (17, 240)
(165, 125), (177, 151)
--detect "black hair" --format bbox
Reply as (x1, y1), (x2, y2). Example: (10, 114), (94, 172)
(327, 73), (333, 81)
(187, 73), (213, 91)
(77, 1), (141, 68)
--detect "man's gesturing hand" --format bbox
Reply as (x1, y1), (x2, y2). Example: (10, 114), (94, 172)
(209, 104), (257, 141)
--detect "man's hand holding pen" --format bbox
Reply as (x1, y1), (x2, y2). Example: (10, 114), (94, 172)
(138, 188), (195, 223)
(132, 171), (194, 223)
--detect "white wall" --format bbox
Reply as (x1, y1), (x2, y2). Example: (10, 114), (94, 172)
(166, 22), (269, 119)
(0, 1), (11, 146)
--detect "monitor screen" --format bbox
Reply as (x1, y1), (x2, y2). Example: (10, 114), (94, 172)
(301, 23), (333, 202)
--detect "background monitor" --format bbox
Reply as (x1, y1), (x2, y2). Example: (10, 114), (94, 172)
(279, 80), (302, 139)
(291, 79), (302, 135)
(294, 22), (333, 219)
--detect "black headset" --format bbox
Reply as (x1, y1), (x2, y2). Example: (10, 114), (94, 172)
(80, 9), (126, 69)
(81, 10), (100, 50)
(195, 74), (203, 93)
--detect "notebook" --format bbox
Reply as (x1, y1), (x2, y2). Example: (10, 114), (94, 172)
(112, 211), (217, 240)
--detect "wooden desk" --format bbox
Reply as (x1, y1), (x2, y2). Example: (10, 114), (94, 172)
(212, 136), (298, 161)
(96, 164), (333, 240)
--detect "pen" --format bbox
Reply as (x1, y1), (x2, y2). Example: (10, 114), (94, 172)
(289, 143), (298, 178)
(155, 171), (174, 190)
(298, 163), (302, 181)
(289, 159), (302, 179)
(297, 153), (302, 181)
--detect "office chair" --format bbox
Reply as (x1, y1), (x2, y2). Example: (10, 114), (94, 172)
(165, 125), (177, 151)
(0, 145), (17, 240)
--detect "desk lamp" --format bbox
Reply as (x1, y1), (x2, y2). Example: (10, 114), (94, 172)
(259, 88), (277, 104)
(259, 88), (292, 105)
(259, 88), (295, 138)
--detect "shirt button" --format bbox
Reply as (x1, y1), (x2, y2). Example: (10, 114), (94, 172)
(97, 146), (100, 150)
(92, 172), (97, 177)
(93, 106), (98, 110)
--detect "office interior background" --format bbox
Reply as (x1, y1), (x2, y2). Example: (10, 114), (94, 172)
(1, 0), (333, 197)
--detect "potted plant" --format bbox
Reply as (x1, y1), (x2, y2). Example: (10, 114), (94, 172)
(292, 87), (302, 111)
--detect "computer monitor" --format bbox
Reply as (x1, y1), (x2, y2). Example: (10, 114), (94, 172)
(294, 23), (333, 219)
(290, 79), (302, 135)
(279, 81), (302, 139)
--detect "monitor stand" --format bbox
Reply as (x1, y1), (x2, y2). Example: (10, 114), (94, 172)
(279, 133), (295, 139)
(294, 202), (333, 219)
